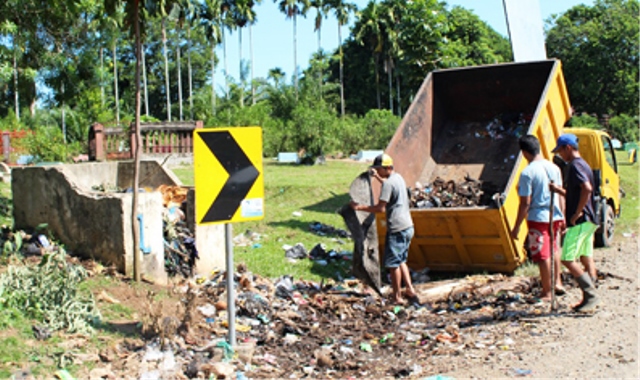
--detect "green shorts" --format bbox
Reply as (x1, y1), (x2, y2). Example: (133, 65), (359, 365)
(561, 222), (598, 261)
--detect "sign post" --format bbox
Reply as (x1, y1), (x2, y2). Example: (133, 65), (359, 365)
(194, 127), (264, 347)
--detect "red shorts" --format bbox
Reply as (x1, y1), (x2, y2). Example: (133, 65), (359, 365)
(526, 220), (564, 263)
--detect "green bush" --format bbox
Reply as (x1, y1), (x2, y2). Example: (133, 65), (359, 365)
(20, 125), (83, 163)
(568, 113), (600, 128)
(609, 113), (639, 143)
(360, 109), (401, 150)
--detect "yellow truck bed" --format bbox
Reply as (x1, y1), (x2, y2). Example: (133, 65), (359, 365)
(377, 59), (572, 273)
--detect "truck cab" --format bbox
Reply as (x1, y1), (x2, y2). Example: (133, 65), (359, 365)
(564, 127), (621, 247)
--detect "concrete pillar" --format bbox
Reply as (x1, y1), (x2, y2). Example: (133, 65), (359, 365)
(187, 189), (226, 276)
(90, 123), (105, 161)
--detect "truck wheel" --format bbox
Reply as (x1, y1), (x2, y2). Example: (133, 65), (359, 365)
(595, 203), (615, 247)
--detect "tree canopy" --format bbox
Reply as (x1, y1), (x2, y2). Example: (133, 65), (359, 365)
(546, 0), (639, 118)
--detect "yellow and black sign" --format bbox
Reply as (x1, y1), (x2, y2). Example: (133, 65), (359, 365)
(194, 127), (264, 224)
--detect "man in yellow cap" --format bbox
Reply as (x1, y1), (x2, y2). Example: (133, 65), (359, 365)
(350, 153), (417, 305)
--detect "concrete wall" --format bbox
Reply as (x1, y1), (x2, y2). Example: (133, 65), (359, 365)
(11, 160), (224, 283)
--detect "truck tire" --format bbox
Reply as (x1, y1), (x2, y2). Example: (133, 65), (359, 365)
(595, 203), (615, 247)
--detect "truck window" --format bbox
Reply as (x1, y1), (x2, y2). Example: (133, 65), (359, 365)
(602, 135), (618, 172)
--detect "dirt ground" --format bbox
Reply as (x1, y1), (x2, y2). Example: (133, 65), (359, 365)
(72, 233), (639, 380)
(438, 234), (639, 379)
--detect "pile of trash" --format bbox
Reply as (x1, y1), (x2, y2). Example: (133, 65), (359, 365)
(308, 221), (350, 239)
(474, 113), (530, 141)
(284, 242), (352, 269)
(94, 268), (578, 379)
(410, 175), (485, 208)
(159, 186), (198, 278)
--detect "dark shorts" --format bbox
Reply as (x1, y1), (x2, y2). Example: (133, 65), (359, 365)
(384, 226), (414, 268)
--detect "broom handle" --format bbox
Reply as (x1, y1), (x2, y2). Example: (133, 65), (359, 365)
(549, 180), (556, 312)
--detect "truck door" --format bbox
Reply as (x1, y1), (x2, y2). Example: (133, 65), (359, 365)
(600, 134), (620, 214)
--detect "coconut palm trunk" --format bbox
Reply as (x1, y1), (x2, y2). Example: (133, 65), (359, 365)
(250, 24), (255, 105)
(113, 43), (120, 125)
(239, 30), (244, 108)
(100, 47), (105, 107)
(142, 43), (149, 117)
(187, 27), (193, 120)
(211, 44), (217, 116)
(293, 14), (298, 100)
(13, 50), (19, 120)
(177, 43), (183, 120)
(162, 17), (172, 121)
(132, 0), (142, 282)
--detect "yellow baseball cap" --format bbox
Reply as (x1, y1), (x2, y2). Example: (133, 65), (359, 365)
(371, 153), (393, 168)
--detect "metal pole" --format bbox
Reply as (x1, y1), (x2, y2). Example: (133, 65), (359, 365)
(549, 180), (556, 312)
(225, 223), (236, 347)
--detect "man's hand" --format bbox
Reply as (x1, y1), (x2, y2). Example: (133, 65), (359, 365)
(510, 225), (520, 240)
(570, 211), (583, 226)
(350, 200), (359, 210)
(549, 182), (565, 195)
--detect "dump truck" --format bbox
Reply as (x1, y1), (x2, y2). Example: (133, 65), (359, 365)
(374, 59), (620, 274)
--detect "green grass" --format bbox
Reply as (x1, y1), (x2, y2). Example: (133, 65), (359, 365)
(616, 150), (639, 233)
(171, 159), (369, 281)
(0, 181), (13, 227)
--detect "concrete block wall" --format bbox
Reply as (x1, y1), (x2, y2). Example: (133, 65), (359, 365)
(11, 161), (224, 283)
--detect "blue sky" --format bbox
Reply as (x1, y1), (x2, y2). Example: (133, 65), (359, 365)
(215, 0), (593, 88)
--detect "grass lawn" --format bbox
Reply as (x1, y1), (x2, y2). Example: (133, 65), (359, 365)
(615, 150), (639, 233)
(175, 159), (370, 281)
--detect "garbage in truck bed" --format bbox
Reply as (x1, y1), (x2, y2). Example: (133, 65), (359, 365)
(410, 175), (484, 208)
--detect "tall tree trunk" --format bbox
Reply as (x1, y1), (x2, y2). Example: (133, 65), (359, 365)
(223, 29), (229, 101)
(13, 50), (19, 120)
(374, 53), (381, 109)
(187, 27), (193, 120)
(386, 58), (393, 113)
(239, 30), (244, 108)
(293, 14), (298, 101)
(211, 43), (216, 116)
(162, 17), (172, 121)
(113, 43), (120, 125)
(250, 24), (255, 105)
(396, 69), (401, 117)
(338, 22), (345, 116)
(317, 22), (322, 100)
(177, 41), (183, 120)
(100, 47), (105, 107)
(142, 43), (149, 117)
(61, 82), (66, 143)
(132, 0), (142, 282)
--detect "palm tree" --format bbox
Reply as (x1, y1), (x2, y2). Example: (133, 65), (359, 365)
(248, 0), (262, 105)
(105, 0), (146, 281)
(179, 0), (198, 120)
(151, 0), (180, 121)
(306, 0), (330, 97)
(221, 1), (236, 102)
(201, 0), (223, 116)
(229, 0), (256, 108)
(275, 0), (310, 100)
(355, 1), (383, 109)
(0, 21), (20, 120)
(328, 0), (356, 116)
(200, 0), (223, 116)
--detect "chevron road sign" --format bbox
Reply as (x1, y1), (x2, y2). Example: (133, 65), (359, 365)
(194, 127), (264, 225)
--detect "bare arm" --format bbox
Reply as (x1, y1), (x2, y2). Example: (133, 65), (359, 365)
(570, 181), (593, 225)
(511, 195), (531, 240)
(351, 199), (387, 214)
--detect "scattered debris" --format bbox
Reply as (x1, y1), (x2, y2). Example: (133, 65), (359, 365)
(308, 221), (350, 238)
(411, 175), (485, 208)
